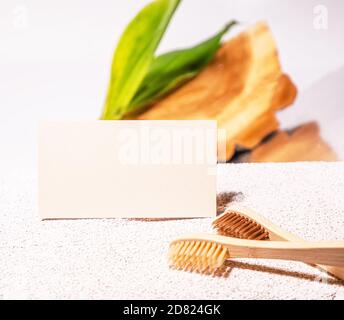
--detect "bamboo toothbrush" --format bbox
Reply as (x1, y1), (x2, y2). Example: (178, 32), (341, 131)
(212, 206), (344, 280)
(169, 234), (344, 274)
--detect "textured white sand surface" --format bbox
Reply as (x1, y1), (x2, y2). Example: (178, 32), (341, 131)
(1, 162), (344, 300)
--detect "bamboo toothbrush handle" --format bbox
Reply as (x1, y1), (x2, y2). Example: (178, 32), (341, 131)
(269, 228), (344, 278)
(228, 241), (344, 267)
(251, 216), (344, 278)
(226, 207), (344, 280)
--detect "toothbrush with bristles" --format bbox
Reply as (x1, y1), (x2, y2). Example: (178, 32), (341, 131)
(212, 206), (344, 280)
(169, 234), (344, 275)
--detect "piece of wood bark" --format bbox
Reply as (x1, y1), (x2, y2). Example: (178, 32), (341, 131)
(241, 122), (338, 162)
(137, 22), (297, 161)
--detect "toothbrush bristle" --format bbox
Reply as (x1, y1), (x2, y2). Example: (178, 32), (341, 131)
(213, 211), (270, 240)
(169, 240), (229, 274)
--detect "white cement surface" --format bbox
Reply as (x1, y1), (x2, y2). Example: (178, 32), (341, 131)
(1, 162), (344, 299)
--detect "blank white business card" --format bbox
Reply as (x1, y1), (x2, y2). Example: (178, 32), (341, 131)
(39, 120), (217, 219)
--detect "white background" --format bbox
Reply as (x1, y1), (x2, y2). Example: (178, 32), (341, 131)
(1, 0), (344, 175)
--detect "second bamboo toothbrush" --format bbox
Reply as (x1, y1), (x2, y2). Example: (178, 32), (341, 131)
(212, 206), (344, 280)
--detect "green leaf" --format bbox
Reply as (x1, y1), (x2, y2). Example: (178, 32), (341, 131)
(102, 0), (181, 120)
(128, 21), (237, 113)
(128, 72), (197, 113)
